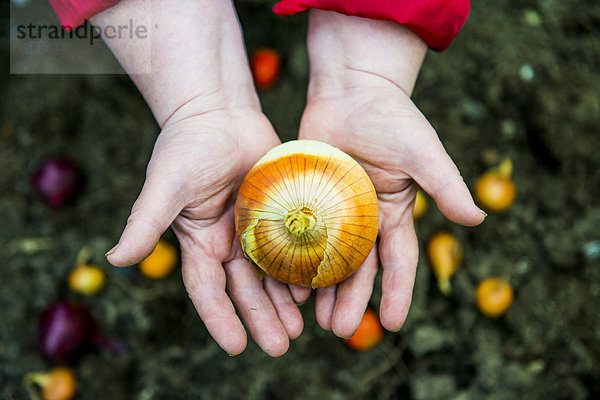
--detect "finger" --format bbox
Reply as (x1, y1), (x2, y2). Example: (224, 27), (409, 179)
(264, 276), (304, 340)
(224, 258), (290, 357)
(181, 251), (247, 355)
(378, 216), (419, 332)
(408, 129), (485, 227)
(288, 285), (312, 304)
(331, 247), (379, 338)
(107, 168), (184, 267)
(315, 285), (337, 331)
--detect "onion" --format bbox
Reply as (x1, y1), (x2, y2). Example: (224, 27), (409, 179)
(38, 301), (121, 362)
(235, 140), (379, 288)
(31, 156), (82, 208)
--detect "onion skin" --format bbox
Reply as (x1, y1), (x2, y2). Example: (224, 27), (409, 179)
(235, 140), (379, 288)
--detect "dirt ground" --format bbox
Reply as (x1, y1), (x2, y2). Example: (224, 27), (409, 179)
(2, 0), (600, 399)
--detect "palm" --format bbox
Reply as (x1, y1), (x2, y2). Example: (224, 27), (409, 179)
(298, 86), (484, 335)
(108, 108), (303, 356)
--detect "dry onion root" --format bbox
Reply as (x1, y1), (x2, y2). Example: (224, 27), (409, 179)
(234, 140), (379, 288)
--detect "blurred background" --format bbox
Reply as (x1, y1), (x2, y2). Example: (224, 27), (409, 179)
(2, 0), (600, 399)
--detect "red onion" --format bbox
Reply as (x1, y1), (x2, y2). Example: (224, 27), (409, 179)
(31, 156), (82, 208)
(38, 301), (122, 363)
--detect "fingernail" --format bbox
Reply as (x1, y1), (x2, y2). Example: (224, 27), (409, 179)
(479, 208), (488, 218)
(105, 244), (118, 257)
(227, 353), (236, 357)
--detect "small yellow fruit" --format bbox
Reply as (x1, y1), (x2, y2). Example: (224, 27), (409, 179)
(475, 277), (514, 318)
(475, 158), (516, 212)
(413, 190), (428, 220)
(25, 367), (77, 400)
(139, 240), (178, 279)
(427, 231), (462, 295)
(68, 264), (106, 296)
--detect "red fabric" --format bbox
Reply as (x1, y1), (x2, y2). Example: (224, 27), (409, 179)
(48, 0), (121, 30)
(273, 0), (470, 51)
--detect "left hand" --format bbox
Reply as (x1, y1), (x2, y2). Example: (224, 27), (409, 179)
(291, 10), (485, 338)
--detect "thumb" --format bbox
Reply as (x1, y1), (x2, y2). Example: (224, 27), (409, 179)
(106, 169), (184, 267)
(408, 131), (485, 227)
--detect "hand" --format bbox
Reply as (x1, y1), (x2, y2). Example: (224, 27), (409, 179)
(94, 0), (305, 356)
(106, 101), (306, 356)
(296, 10), (485, 338)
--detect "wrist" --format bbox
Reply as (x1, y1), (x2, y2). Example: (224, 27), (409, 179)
(306, 9), (427, 101)
(92, 0), (259, 127)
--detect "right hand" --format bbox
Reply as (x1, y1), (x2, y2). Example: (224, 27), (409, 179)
(106, 100), (306, 357)
(95, 0), (307, 357)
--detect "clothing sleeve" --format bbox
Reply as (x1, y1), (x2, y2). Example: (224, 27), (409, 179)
(48, 0), (121, 30)
(273, 0), (470, 51)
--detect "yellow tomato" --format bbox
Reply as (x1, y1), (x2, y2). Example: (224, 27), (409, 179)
(139, 240), (178, 279)
(475, 277), (514, 318)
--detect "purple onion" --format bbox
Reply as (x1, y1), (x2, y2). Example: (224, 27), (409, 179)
(38, 301), (122, 362)
(31, 156), (82, 208)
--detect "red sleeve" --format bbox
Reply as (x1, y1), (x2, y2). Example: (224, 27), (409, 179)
(273, 0), (470, 51)
(48, 0), (121, 30)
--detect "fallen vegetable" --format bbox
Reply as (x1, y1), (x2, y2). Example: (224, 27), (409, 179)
(68, 264), (106, 296)
(344, 308), (384, 351)
(413, 189), (428, 221)
(38, 301), (121, 362)
(250, 48), (281, 90)
(475, 277), (514, 318)
(139, 239), (178, 279)
(235, 140), (379, 288)
(31, 156), (83, 208)
(24, 366), (76, 400)
(427, 231), (463, 295)
(475, 158), (516, 212)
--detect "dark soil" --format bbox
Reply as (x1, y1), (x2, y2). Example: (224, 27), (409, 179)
(2, 0), (600, 399)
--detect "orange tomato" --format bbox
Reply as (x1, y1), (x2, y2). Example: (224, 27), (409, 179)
(250, 48), (281, 90)
(26, 367), (77, 400)
(42, 367), (77, 400)
(68, 264), (106, 296)
(427, 231), (462, 295)
(475, 277), (514, 318)
(413, 190), (428, 221)
(344, 308), (384, 351)
(139, 240), (178, 279)
(475, 158), (516, 212)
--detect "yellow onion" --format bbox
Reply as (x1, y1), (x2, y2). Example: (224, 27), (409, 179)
(235, 140), (379, 288)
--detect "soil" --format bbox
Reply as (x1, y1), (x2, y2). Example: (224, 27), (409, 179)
(2, 0), (600, 399)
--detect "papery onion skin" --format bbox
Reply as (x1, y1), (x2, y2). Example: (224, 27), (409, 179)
(235, 140), (379, 288)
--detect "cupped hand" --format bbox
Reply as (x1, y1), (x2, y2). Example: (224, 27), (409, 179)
(297, 80), (485, 338)
(106, 104), (304, 356)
